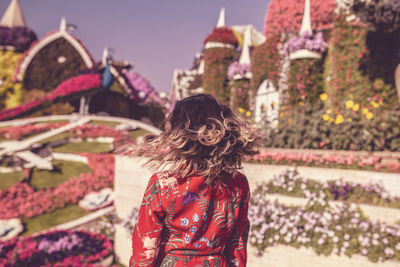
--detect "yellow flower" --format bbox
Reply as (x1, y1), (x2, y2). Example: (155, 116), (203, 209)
(300, 95), (305, 100)
(348, 118), (352, 122)
(245, 111), (251, 117)
(299, 102), (304, 106)
(366, 112), (373, 120)
(352, 103), (360, 111)
(322, 114), (330, 121)
(238, 107), (245, 113)
(320, 93), (328, 101)
(272, 101), (276, 107)
(370, 101), (379, 108)
(380, 122), (385, 127)
(272, 121), (278, 127)
(335, 114), (344, 124)
(326, 109), (332, 114)
(345, 100), (354, 109)
(362, 107), (369, 114)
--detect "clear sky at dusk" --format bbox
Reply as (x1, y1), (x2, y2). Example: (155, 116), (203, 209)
(0, 0), (271, 92)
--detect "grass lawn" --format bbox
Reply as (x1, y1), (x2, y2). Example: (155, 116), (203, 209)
(52, 142), (113, 154)
(89, 120), (121, 128)
(38, 131), (72, 144)
(30, 160), (93, 189)
(0, 171), (24, 190)
(128, 129), (150, 140)
(34, 120), (68, 125)
(22, 204), (91, 236)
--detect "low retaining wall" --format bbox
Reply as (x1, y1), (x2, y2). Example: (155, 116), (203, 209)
(114, 156), (400, 266)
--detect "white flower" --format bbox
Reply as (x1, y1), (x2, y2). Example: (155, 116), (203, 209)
(361, 248), (368, 255)
(384, 247), (394, 257)
(333, 236), (339, 243)
(372, 239), (379, 246)
(344, 234), (350, 240)
(274, 234), (280, 241)
(382, 238), (388, 245)
(395, 243), (400, 251)
(328, 231), (334, 237)
(318, 238), (324, 245)
(343, 241), (350, 248)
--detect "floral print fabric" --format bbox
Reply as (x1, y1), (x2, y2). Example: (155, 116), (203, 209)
(130, 171), (250, 267)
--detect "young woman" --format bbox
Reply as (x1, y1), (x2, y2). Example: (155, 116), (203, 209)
(128, 94), (260, 267)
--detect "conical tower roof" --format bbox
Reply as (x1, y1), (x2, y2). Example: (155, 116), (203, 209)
(239, 25), (252, 65)
(0, 0), (26, 27)
(216, 7), (225, 28)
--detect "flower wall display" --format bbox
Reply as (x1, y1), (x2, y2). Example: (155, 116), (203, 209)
(0, 51), (24, 109)
(286, 58), (324, 106)
(0, 73), (102, 121)
(266, 97), (400, 152)
(204, 27), (239, 47)
(0, 153), (114, 219)
(229, 78), (251, 112)
(249, 180), (400, 263)
(0, 230), (113, 266)
(264, 0), (336, 37)
(250, 34), (281, 94)
(340, 0), (400, 32)
(0, 26), (37, 52)
(202, 47), (236, 105)
(249, 148), (400, 173)
(263, 168), (400, 209)
(0, 122), (67, 140)
(323, 15), (399, 110)
(283, 32), (328, 57)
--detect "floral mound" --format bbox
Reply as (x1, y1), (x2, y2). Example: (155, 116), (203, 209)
(249, 182), (400, 263)
(0, 153), (114, 219)
(0, 230), (113, 266)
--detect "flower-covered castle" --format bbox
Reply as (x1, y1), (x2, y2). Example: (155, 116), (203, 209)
(0, 0), (166, 125)
(170, 1), (400, 152)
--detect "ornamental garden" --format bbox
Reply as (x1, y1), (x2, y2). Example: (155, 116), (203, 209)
(1, 0), (400, 266)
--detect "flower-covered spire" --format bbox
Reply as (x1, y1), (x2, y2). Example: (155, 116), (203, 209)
(0, 0), (26, 27)
(216, 7), (225, 28)
(239, 25), (252, 65)
(299, 0), (312, 35)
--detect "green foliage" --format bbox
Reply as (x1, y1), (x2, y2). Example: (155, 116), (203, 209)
(0, 171), (24, 190)
(0, 51), (24, 108)
(22, 204), (90, 236)
(30, 160), (93, 189)
(203, 47), (236, 105)
(229, 78), (251, 111)
(323, 16), (399, 110)
(53, 142), (113, 154)
(251, 34), (281, 94)
(266, 99), (400, 151)
(286, 58), (324, 106)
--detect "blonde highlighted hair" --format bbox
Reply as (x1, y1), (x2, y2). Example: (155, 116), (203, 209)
(123, 94), (261, 184)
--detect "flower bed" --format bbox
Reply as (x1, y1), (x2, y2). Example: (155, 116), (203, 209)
(0, 230), (113, 266)
(249, 181), (400, 263)
(0, 122), (67, 140)
(263, 168), (400, 209)
(0, 153), (114, 219)
(204, 27), (238, 46)
(248, 149), (400, 173)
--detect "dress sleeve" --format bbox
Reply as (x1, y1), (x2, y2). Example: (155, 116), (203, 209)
(130, 173), (165, 267)
(224, 176), (250, 267)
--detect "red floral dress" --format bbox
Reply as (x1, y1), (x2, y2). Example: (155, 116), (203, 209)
(130, 171), (250, 267)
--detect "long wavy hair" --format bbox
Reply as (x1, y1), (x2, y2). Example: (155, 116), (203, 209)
(124, 94), (261, 184)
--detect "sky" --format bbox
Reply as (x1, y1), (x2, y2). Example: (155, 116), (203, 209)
(0, 0), (271, 93)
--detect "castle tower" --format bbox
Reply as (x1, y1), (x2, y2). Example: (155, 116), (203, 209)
(0, 0), (26, 27)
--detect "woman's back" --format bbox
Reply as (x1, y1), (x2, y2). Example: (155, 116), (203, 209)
(130, 171), (250, 267)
